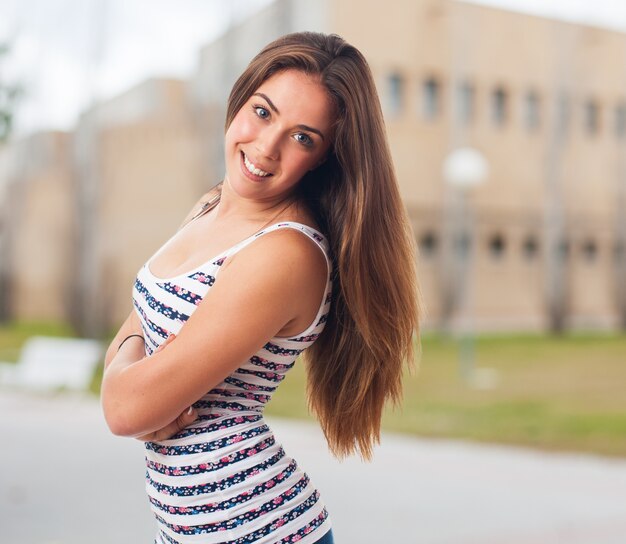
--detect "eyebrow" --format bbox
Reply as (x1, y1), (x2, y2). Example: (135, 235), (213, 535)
(252, 92), (326, 141)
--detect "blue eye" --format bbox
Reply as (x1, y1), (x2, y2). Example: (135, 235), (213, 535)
(254, 105), (270, 119)
(294, 133), (313, 147)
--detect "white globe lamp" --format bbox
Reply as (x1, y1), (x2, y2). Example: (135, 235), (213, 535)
(443, 147), (489, 189)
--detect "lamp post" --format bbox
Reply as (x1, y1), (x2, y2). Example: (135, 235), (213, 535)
(443, 147), (489, 384)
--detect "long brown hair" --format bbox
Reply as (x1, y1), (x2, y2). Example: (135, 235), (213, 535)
(220, 31), (423, 461)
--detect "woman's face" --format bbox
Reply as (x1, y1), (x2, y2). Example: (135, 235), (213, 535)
(224, 69), (335, 203)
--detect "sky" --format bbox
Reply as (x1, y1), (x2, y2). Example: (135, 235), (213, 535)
(0, 0), (273, 136)
(1, 0), (626, 138)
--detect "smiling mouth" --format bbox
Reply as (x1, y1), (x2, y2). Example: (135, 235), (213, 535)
(241, 152), (273, 177)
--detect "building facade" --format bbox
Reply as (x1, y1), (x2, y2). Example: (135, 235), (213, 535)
(0, 0), (625, 336)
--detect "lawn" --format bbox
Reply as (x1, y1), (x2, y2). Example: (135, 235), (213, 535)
(266, 331), (626, 458)
(2, 321), (625, 457)
(0, 320), (76, 361)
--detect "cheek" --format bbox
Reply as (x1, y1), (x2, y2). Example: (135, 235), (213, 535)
(226, 112), (257, 147)
(283, 154), (318, 179)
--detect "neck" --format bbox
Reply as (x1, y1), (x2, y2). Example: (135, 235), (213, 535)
(215, 176), (298, 224)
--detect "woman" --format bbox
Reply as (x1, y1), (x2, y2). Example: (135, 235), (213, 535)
(101, 31), (422, 544)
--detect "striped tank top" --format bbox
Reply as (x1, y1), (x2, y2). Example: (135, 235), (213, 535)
(131, 218), (334, 544)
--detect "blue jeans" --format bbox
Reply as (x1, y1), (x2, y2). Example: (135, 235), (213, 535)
(312, 527), (335, 544)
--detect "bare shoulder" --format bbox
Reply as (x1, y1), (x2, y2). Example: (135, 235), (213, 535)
(212, 227), (329, 336)
(223, 226), (329, 282)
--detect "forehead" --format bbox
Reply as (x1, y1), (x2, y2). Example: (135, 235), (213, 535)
(253, 69), (335, 130)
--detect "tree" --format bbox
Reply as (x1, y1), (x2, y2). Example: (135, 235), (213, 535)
(0, 41), (23, 143)
(0, 40), (23, 322)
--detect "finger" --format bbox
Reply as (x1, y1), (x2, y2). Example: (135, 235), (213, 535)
(185, 405), (197, 422)
(139, 404), (197, 442)
(152, 408), (192, 441)
(155, 333), (176, 352)
(151, 426), (173, 442)
(178, 405), (197, 427)
(153, 419), (182, 441)
(165, 407), (197, 438)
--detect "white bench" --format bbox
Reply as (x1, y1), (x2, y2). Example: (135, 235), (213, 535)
(0, 335), (104, 392)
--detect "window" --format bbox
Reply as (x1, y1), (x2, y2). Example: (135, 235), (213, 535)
(422, 77), (441, 120)
(488, 233), (506, 259)
(581, 239), (598, 262)
(615, 103), (626, 138)
(385, 72), (404, 117)
(418, 231), (439, 257)
(456, 81), (475, 124)
(584, 99), (600, 135)
(491, 86), (508, 126)
(522, 235), (539, 260)
(525, 91), (541, 130)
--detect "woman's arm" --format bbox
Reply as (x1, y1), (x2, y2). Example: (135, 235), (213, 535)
(101, 191), (218, 436)
(103, 309), (143, 370)
(105, 332), (199, 441)
(100, 228), (326, 438)
(103, 304), (201, 442)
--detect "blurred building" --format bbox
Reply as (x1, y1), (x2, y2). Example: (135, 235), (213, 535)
(70, 78), (206, 333)
(0, 0), (625, 336)
(0, 78), (206, 333)
(0, 131), (73, 322)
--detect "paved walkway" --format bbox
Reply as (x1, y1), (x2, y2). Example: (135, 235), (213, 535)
(1, 391), (625, 543)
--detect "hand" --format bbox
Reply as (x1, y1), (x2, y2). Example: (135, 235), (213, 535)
(134, 334), (198, 442)
(135, 404), (198, 442)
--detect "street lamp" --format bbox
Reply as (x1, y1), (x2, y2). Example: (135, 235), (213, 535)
(443, 147), (494, 387)
(443, 147), (489, 190)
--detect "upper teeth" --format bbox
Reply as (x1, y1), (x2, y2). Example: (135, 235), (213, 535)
(243, 153), (271, 177)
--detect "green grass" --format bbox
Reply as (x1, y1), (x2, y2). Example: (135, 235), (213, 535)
(0, 320), (77, 362)
(3, 321), (626, 457)
(267, 331), (626, 458)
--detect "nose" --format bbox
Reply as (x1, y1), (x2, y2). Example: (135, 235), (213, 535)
(255, 126), (281, 161)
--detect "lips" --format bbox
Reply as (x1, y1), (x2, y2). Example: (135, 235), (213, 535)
(241, 151), (273, 178)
